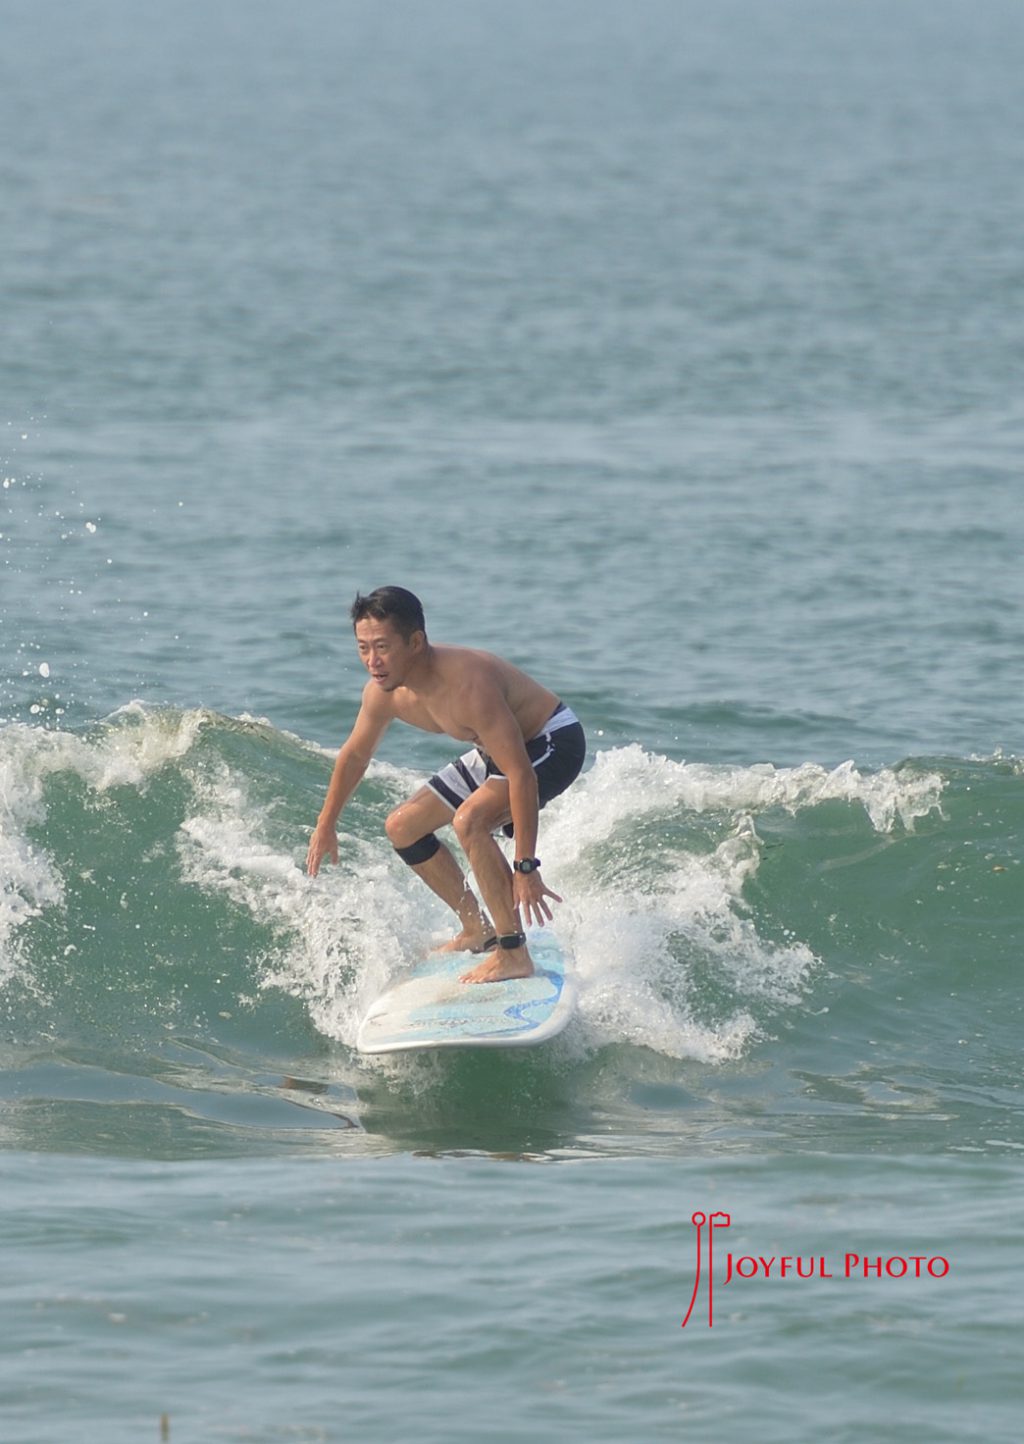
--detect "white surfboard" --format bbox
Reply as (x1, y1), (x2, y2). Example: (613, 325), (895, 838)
(356, 929), (576, 1054)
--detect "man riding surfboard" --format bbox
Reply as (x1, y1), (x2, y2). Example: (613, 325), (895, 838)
(306, 586), (585, 983)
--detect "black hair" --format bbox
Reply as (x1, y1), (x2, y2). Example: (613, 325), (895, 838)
(350, 586), (427, 642)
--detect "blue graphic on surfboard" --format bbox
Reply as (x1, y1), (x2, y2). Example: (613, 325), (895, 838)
(356, 928), (576, 1054)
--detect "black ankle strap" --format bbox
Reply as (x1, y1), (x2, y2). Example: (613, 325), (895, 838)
(496, 931), (527, 950)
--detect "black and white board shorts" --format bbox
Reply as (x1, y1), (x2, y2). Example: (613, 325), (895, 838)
(425, 702), (585, 835)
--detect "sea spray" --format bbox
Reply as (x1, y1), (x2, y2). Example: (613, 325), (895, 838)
(0, 702), (983, 1082)
(534, 746), (944, 1062)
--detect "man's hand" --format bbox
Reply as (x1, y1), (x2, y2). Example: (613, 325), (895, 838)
(306, 825), (339, 877)
(513, 869), (563, 928)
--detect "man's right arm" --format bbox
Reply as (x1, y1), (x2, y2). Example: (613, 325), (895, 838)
(306, 684), (392, 877)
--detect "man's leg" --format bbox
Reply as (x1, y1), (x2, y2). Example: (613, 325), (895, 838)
(449, 781), (536, 984)
(384, 787), (493, 950)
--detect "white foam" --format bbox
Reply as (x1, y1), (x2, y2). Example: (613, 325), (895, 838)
(0, 825), (63, 989)
(2, 703), (207, 797)
(548, 745), (943, 849)
(0, 711), (946, 1063)
(531, 748), (906, 1062)
(174, 743), (927, 1063)
(175, 756), (436, 1049)
(0, 705), (208, 984)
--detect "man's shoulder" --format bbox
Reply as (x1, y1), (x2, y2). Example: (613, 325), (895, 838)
(357, 678), (398, 717)
(436, 646), (508, 693)
(435, 642), (501, 666)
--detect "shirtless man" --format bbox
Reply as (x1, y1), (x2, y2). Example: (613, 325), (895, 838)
(305, 586), (586, 983)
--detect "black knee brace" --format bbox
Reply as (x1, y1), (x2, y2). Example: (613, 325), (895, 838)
(394, 832), (441, 866)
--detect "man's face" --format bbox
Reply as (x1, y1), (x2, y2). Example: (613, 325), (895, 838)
(354, 616), (421, 691)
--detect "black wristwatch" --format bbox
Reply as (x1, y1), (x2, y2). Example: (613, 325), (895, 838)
(513, 857), (541, 874)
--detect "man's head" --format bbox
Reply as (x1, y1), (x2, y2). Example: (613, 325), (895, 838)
(351, 587), (427, 692)
(350, 586), (426, 642)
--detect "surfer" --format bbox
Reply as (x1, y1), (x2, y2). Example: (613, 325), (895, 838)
(306, 586), (586, 983)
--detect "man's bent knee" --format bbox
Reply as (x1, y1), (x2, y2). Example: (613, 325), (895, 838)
(385, 803), (425, 849)
(452, 800), (508, 849)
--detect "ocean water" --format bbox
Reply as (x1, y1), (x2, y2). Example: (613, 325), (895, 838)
(2, 0), (1023, 1440)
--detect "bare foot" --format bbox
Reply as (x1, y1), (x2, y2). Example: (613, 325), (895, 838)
(433, 927), (496, 956)
(460, 945), (534, 984)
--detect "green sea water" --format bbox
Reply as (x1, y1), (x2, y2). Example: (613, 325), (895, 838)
(3, 1), (1023, 1440)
